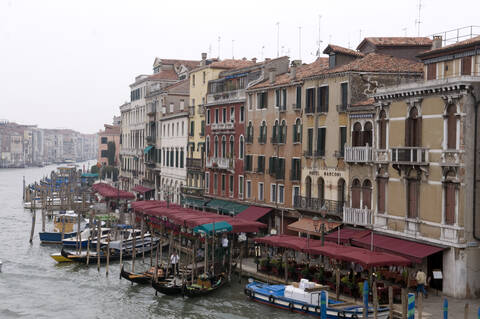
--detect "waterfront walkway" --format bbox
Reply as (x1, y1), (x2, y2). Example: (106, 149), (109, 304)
(236, 257), (480, 319)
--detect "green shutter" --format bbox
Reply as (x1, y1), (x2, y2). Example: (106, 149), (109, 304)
(292, 124), (297, 142)
(325, 86), (329, 112)
(340, 127), (346, 156)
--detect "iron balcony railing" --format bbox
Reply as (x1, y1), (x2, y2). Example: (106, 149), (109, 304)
(186, 157), (203, 169)
(344, 146), (373, 163)
(293, 195), (344, 217)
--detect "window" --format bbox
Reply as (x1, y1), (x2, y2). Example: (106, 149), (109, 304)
(221, 174), (226, 193)
(257, 155), (265, 173)
(192, 74), (195, 87)
(248, 94), (253, 110)
(351, 179), (361, 208)
(377, 177), (386, 214)
(275, 89), (280, 107)
(190, 121), (195, 137)
(206, 136), (210, 157)
(461, 56), (472, 75)
(246, 121), (254, 143)
(202, 71), (206, 84)
(444, 171), (457, 225)
(363, 122), (372, 146)
(293, 186), (300, 206)
(239, 135), (244, 159)
(207, 109), (211, 124)
(221, 136), (226, 157)
(229, 175), (234, 195)
(192, 98), (195, 110)
(239, 176), (244, 199)
(213, 173), (218, 194)
(229, 136), (234, 157)
(245, 155), (253, 172)
(101, 150), (108, 157)
(317, 86), (329, 113)
(258, 121), (267, 143)
(200, 120), (205, 136)
(271, 184), (277, 203)
(246, 180), (252, 199)
(182, 121), (185, 136)
(180, 99), (185, 110)
(341, 82), (348, 109)
(230, 107), (234, 123)
(306, 88), (315, 113)
(258, 182), (264, 201)
(257, 92), (268, 109)
(180, 148), (184, 168)
(169, 103), (174, 113)
(305, 176), (312, 199)
(339, 127), (346, 157)
(278, 185), (284, 204)
(316, 127), (326, 156)
(427, 63), (436, 80)
(407, 178), (419, 218)
(271, 120), (279, 143)
(317, 178), (324, 202)
(101, 137), (108, 144)
(362, 180), (372, 209)
(170, 149), (174, 167)
(352, 122), (362, 147)
(280, 120), (287, 143)
(293, 119), (302, 143)
(214, 136), (218, 157)
(295, 86), (302, 109)
(222, 108), (227, 123)
(329, 54), (336, 68)
(175, 149), (179, 167)
(215, 109), (219, 123)
(337, 178), (345, 205)
(405, 107), (421, 147)
(307, 128), (313, 156)
(378, 110), (387, 149)
(240, 106), (244, 122)
(446, 104), (457, 149)
(290, 158), (301, 181)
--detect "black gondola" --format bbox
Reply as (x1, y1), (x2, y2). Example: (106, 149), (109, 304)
(183, 273), (227, 298)
(120, 264), (165, 285)
(152, 278), (186, 296)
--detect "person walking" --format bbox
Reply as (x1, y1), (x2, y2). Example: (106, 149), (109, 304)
(416, 269), (427, 298)
(170, 251), (179, 276)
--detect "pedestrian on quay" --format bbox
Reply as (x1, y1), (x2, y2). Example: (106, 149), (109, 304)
(416, 268), (428, 298)
(170, 251), (179, 276)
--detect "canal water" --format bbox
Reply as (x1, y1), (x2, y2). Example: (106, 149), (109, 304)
(0, 163), (295, 319)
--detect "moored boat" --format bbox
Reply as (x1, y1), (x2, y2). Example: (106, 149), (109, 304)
(50, 252), (72, 262)
(245, 279), (389, 319)
(39, 211), (80, 244)
(183, 273), (227, 298)
(120, 264), (165, 284)
(152, 277), (187, 296)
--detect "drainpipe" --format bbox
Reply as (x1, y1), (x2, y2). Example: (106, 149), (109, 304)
(472, 92), (480, 241)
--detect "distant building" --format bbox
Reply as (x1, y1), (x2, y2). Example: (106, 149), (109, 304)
(98, 124), (120, 166)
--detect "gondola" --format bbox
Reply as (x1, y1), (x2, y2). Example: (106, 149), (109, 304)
(120, 264), (165, 285)
(152, 278), (187, 296)
(183, 273), (227, 298)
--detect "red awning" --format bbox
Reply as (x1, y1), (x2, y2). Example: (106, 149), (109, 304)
(132, 185), (154, 193)
(228, 219), (266, 233)
(92, 182), (135, 199)
(287, 217), (341, 237)
(235, 206), (272, 221)
(324, 227), (371, 244)
(340, 249), (411, 268)
(307, 244), (359, 259)
(351, 233), (445, 263)
(132, 200), (181, 212)
(255, 235), (331, 252)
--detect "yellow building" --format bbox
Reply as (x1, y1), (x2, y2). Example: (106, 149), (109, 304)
(182, 55), (255, 204)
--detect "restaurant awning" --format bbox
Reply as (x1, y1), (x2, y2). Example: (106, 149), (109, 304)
(287, 217), (341, 237)
(143, 145), (154, 154)
(324, 227), (371, 244)
(255, 235), (330, 252)
(183, 197), (207, 208)
(193, 221), (233, 235)
(206, 199), (248, 215)
(351, 233), (445, 263)
(132, 185), (154, 193)
(236, 206), (272, 221)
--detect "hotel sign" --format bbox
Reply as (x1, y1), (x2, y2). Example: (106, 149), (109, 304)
(308, 168), (346, 178)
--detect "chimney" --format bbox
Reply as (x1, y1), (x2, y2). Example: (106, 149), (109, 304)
(432, 36), (442, 50)
(289, 60), (301, 79)
(269, 68), (276, 84)
(252, 57), (257, 64)
(200, 52), (207, 66)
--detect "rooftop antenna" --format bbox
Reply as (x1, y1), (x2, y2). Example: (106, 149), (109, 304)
(316, 15), (322, 57)
(261, 45), (265, 61)
(415, 0), (422, 36)
(232, 39), (235, 59)
(359, 29), (362, 44)
(276, 22), (280, 57)
(329, 34), (332, 44)
(298, 26), (302, 60)
(208, 44), (212, 58)
(217, 36), (221, 59)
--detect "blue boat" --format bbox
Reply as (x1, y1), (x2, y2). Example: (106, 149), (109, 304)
(245, 280), (389, 319)
(39, 231), (77, 244)
(39, 211), (80, 244)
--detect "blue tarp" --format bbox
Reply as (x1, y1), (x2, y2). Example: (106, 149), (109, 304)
(193, 221), (233, 235)
(144, 145), (154, 154)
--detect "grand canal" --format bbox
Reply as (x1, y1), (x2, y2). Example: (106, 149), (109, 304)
(0, 163), (294, 318)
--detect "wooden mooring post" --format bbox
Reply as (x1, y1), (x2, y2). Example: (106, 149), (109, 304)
(388, 286), (393, 319)
(418, 293), (423, 319)
(29, 209), (36, 244)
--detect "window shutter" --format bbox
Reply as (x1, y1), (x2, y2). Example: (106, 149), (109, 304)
(300, 124), (303, 142)
(445, 183), (456, 224)
(280, 158), (285, 178)
(405, 118), (411, 146)
(316, 87), (321, 112)
(340, 127), (346, 156)
(292, 123), (296, 142)
(461, 56), (472, 75)
(447, 108), (457, 149)
(416, 117), (422, 147)
(352, 185), (361, 209)
(363, 185), (371, 209)
(325, 86), (329, 112)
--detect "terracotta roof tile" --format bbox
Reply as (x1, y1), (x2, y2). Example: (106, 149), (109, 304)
(159, 59), (201, 70)
(209, 59), (256, 69)
(148, 69), (179, 81)
(323, 44), (365, 57)
(418, 35), (480, 58)
(358, 37), (432, 49)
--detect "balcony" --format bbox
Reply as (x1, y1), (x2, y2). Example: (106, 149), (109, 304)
(145, 160), (156, 168)
(270, 135), (286, 144)
(293, 195), (344, 218)
(343, 207), (373, 226)
(211, 122), (234, 131)
(279, 105), (287, 113)
(293, 103), (301, 111)
(440, 150), (464, 167)
(206, 89), (246, 105)
(257, 135), (267, 144)
(373, 149), (389, 163)
(391, 147), (429, 165)
(181, 185), (204, 197)
(344, 146), (373, 163)
(305, 106), (315, 114)
(205, 157), (235, 170)
(186, 157), (203, 170)
(147, 104), (156, 116)
(146, 136), (156, 145)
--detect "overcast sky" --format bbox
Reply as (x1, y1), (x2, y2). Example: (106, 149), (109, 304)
(1, 0), (479, 134)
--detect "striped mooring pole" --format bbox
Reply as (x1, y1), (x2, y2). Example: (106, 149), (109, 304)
(320, 290), (327, 319)
(443, 298), (448, 319)
(407, 293), (415, 319)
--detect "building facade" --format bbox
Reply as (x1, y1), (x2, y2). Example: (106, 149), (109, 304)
(98, 124), (121, 166)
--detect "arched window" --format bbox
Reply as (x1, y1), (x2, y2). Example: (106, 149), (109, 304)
(363, 122), (373, 147)
(352, 122), (362, 147)
(239, 135), (244, 159)
(206, 136), (210, 158)
(377, 173), (387, 214)
(305, 176), (312, 199)
(247, 121), (254, 142)
(378, 110), (387, 149)
(351, 179), (361, 208)
(260, 121), (267, 143)
(447, 104), (457, 149)
(221, 135), (226, 158)
(338, 178), (345, 205)
(406, 107), (421, 147)
(444, 170), (457, 225)
(362, 179), (372, 209)
(294, 118), (302, 143)
(273, 120), (279, 141)
(317, 178), (325, 202)
(229, 136), (234, 157)
(214, 136), (219, 158)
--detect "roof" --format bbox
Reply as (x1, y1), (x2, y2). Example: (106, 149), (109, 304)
(351, 233), (445, 263)
(131, 185), (154, 194)
(323, 44), (365, 57)
(157, 59), (201, 70)
(255, 234), (332, 251)
(287, 217), (341, 237)
(417, 35), (480, 58)
(148, 69), (179, 81)
(163, 79), (189, 93)
(235, 206), (272, 221)
(357, 37), (432, 50)
(324, 227), (371, 244)
(209, 59), (256, 69)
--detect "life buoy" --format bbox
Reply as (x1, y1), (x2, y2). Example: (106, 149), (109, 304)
(351, 314), (359, 319)
(268, 295), (275, 303)
(315, 306), (321, 313)
(302, 304), (309, 312)
(289, 303), (294, 312)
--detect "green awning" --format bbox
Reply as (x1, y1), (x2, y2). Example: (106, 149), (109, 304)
(81, 173), (98, 178)
(206, 199), (248, 215)
(144, 145), (154, 154)
(183, 197), (206, 208)
(193, 221), (232, 235)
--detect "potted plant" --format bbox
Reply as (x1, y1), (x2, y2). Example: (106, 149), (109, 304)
(259, 258), (270, 272)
